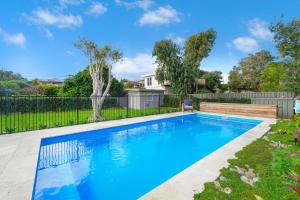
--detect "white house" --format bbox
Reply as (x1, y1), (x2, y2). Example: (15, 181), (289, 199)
(142, 73), (171, 94)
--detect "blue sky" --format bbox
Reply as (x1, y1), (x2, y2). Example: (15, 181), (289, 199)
(0, 0), (299, 82)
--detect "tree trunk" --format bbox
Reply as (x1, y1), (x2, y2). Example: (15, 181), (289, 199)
(90, 65), (112, 122)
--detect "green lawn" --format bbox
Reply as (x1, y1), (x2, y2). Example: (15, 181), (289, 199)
(194, 118), (300, 200)
(0, 107), (179, 134)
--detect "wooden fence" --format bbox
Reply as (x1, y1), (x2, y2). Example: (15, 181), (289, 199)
(191, 92), (296, 119)
(192, 92), (295, 99)
(251, 98), (295, 119)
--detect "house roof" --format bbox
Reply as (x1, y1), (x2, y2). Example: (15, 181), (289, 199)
(142, 73), (155, 78)
(125, 88), (165, 93)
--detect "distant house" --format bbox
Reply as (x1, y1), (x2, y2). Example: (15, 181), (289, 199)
(125, 80), (144, 89)
(142, 73), (171, 94)
(39, 79), (64, 85)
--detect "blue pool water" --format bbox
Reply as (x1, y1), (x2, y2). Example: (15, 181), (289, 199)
(32, 113), (261, 200)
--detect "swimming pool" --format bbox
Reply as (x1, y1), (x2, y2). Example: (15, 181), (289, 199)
(32, 113), (261, 200)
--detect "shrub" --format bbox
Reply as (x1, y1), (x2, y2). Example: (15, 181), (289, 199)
(199, 98), (251, 104)
(163, 96), (180, 107)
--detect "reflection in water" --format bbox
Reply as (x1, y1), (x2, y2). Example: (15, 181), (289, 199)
(38, 140), (92, 170)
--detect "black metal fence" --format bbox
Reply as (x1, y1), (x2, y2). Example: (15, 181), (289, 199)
(0, 95), (181, 134)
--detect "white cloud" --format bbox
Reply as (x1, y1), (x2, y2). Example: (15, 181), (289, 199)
(26, 8), (83, 29)
(86, 2), (107, 16)
(40, 27), (53, 39)
(172, 36), (185, 46)
(59, 0), (85, 6)
(66, 50), (74, 55)
(115, 0), (153, 11)
(222, 72), (229, 83)
(166, 34), (185, 46)
(247, 18), (273, 40)
(113, 53), (157, 80)
(0, 28), (26, 48)
(139, 6), (181, 26)
(232, 37), (259, 53)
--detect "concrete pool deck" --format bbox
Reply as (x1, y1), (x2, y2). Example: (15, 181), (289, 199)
(0, 112), (276, 200)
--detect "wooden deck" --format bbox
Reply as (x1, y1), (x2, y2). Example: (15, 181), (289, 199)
(199, 102), (277, 118)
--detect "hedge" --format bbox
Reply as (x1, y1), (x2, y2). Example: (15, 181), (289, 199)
(0, 96), (118, 113)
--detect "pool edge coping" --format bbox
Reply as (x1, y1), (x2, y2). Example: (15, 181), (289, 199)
(0, 112), (276, 200)
(139, 111), (276, 200)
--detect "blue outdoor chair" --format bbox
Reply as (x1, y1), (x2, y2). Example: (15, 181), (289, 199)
(182, 99), (193, 112)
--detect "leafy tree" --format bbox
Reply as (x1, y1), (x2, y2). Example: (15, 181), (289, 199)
(75, 38), (122, 121)
(219, 83), (228, 93)
(153, 29), (216, 96)
(60, 67), (124, 97)
(121, 79), (135, 89)
(270, 18), (300, 61)
(203, 71), (222, 92)
(228, 50), (274, 91)
(260, 62), (286, 92)
(0, 69), (26, 81)
(28, 79), (39, 86)
(282, 61), (300, 93)
(39, 84), (61, 96)
(228, 66), (242, 92)
(0, 80), (29, 90)
(109, 78), (125, 96)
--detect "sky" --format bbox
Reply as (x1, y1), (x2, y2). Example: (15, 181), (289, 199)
(0, 0), (299, 83)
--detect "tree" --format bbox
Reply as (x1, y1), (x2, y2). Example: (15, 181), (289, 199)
(0, 69), (26, 81)
(153, 29), (216, 96)
(39, 84), (61, 96)
(228, 50), (274, 91)
(203, 71), (222, 92)
(75, 38), (122, 121)
(228, 66), (242, 92)
(282, 61), (300, 93)
(270, 18), (300, 61)
(60, 67), (124, 97)
(260, 62), (286, 92)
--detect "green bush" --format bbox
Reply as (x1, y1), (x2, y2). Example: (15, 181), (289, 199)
(163, 96), (180, 107)
(0, 96), (119, 113)
(199, 98), (251, 104)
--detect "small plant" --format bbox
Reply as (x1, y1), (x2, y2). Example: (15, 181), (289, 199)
(68, 120), (75, 125)
(276, 129), (287, 135)
(294, 113), (300, 121)
(4, 127), (15, 134)
(38, 124), (47, 129)
(271, 148), (300, 176)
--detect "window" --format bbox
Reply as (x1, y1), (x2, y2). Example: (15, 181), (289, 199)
(146, 95), (153, 101)
(147, 77), (152, 86)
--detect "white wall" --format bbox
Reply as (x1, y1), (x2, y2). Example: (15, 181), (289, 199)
(143, 75), (165, 90)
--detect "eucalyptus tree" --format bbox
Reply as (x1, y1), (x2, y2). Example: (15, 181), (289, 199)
(75, 38), (122, 121)
(153, 29), (216, 96)
(270, 18), (300, 61)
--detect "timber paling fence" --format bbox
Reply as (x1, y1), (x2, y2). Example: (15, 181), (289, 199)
(191, 92), (296, 119)
(0, 95), (181, 134)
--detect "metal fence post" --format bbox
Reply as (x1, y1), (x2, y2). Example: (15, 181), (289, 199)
(158, 95), (160, 114)
(76, 95), (79, 124)
(126, 95), (129, 118)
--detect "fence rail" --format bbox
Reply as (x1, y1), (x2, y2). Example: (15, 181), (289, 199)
(0, 95), (181, 134)
(191, 92), (295, 99)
